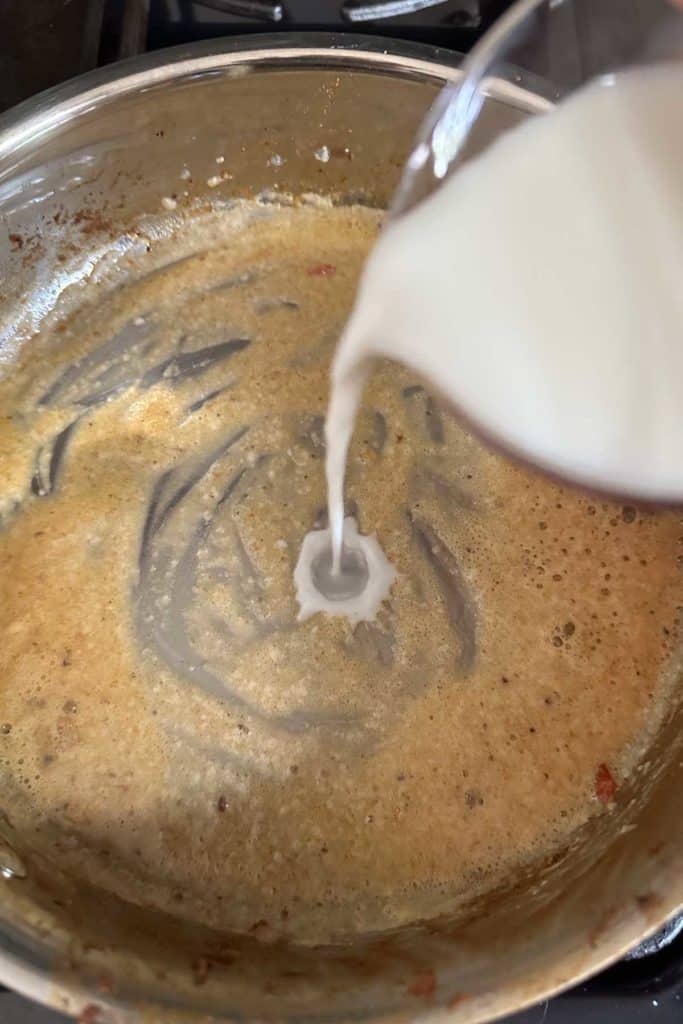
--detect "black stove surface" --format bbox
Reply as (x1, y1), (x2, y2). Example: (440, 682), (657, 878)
(0, 0), (508, 112)
(0, 1), (681, 1020)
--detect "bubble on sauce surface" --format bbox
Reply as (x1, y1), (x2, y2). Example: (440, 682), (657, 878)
(0, 839), (26, 880)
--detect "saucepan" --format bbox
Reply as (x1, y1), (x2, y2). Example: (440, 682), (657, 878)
(0, 34), (681, 1024)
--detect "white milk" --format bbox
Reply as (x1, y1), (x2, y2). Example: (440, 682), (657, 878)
(294, 64), (683, 619)
(294, 516), (395, 624)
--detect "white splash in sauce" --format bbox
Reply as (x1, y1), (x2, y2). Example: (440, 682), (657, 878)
(294, 517), (395, 624)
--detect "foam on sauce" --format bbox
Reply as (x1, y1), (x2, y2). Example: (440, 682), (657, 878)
(0, 200), (680, 945)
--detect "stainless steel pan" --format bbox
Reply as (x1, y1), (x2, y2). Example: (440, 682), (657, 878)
(0, 34), (681, 1024)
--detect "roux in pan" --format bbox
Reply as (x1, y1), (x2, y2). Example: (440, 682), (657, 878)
(0, 201), (680, 943)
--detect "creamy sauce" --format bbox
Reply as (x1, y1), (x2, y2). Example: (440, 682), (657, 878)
(0, 200), (680, 945)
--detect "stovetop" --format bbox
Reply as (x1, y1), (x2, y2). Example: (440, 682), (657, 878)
(0, 0), (512, 114)
(0, 0), (682, 1020)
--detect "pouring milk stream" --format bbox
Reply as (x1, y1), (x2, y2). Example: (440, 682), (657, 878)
(295, 63), (683, 622)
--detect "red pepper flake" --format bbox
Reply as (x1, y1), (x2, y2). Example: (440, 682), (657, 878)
(192, 956), (211, 986)
(307, 263), (336, 277)
(636, 892), (658, 911)
(408, 969), (436, 998)
(78, 1006), (102, 1024)
(595, 763), (617, 805)
(96, 972), (114, 994)
(448, 992), (470, 1009)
